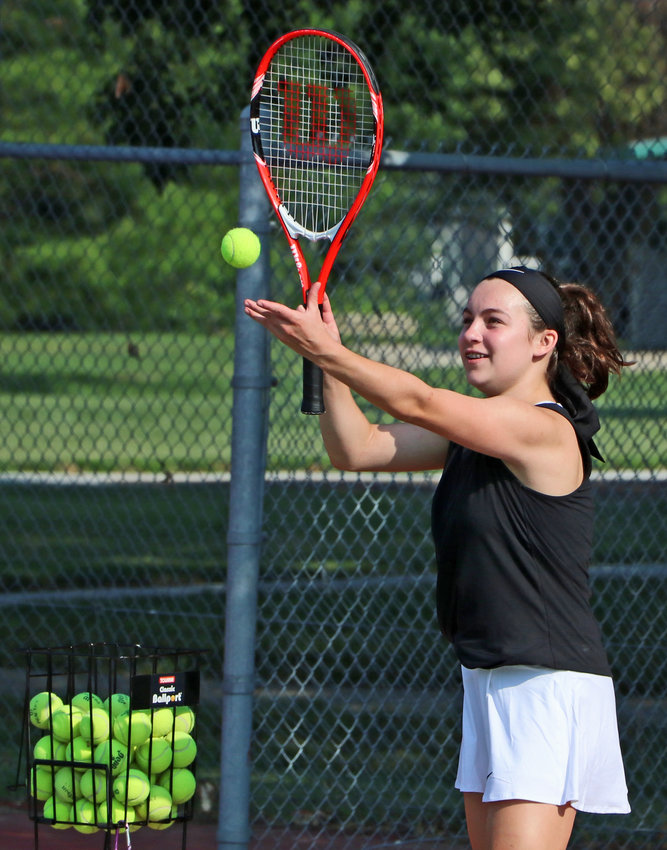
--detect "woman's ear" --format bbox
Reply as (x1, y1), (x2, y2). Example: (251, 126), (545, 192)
(534, 328), (559, 359)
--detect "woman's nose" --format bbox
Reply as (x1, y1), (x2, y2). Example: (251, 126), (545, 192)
(461, 319), (482, 342)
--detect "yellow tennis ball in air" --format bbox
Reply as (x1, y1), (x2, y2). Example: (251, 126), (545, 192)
(158, 767), (196, 804)
(113, 710), (152, 747)
(29, 692), (63, 729)
(220, 227), (261, 268)
(51, 705), (83, 742)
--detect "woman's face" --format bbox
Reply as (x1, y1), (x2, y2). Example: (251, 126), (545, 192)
(458, 277), (541, 396)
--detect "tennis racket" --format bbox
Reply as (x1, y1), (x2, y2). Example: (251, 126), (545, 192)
(250, 28), (384, 414)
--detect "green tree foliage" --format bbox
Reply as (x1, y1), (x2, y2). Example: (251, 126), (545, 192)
(88, 39), (192, 191)
(79, 0), (666, 182)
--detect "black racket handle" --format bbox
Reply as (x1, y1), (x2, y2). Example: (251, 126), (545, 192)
(300, 301), (325, 415)
(301, 358), (325, 415)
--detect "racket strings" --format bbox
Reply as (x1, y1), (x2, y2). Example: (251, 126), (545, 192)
(260, 35), (375, 237)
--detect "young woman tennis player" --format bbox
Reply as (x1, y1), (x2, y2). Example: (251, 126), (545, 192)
(245, 266), (631, 850)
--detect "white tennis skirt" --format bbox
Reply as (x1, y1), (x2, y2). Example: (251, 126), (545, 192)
(456, 665), (630, 813)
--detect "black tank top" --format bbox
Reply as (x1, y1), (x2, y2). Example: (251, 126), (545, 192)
(431, 403), (611, 675)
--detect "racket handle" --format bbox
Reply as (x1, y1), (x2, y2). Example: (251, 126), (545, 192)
(301, 358), (325, 415)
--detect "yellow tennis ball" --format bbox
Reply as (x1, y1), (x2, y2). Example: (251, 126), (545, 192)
(158, 767), (196, 804)
(51, 705), (83, 742)
(98, 797), (136, 828)
(71, 798), (98, 834)
(113, 768), (151, 807)
(78, 707), (110, 744)
(113, 710), (152, 747)
(94, 739), (130, 776)
(174, 706), (195, 734)
(166, 730), (197, 768)
(65, 735), (94, 770)
(80, 768), (108, 804)
(43, 795), (72, 829)
(148, 706), (175, 737)
(29, 692), (63, 729)
(53, 765), (81, 803)
(33, 735), (66, 770)
(134, 737), (172, 774)
(220, 227), (261, 268)
(71, 692), (104, 712)
(103, 693), (131, 719)
(136, 785), (172, 822)
(29, 766), (54, 801)
(147, 805), (177, 830)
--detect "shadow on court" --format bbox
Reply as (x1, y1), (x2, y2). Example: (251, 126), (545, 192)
(1, 797), (471, 849)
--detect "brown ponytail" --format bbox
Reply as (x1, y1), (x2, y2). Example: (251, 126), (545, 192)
(548, 281), (633, 400)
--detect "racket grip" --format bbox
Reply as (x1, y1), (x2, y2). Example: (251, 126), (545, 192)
(301, 357), (325, 415)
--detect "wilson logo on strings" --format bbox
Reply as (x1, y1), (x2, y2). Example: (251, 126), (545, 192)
(277, 80), (356, 162)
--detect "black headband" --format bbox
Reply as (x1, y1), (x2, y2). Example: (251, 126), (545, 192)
(483, 266), (566, 346)
(481, 265), (604, 463)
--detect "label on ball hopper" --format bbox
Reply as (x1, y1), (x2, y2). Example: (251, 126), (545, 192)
(130, 670), (200, 709)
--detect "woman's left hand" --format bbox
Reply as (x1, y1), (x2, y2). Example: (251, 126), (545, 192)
(244, 282), (338, 361)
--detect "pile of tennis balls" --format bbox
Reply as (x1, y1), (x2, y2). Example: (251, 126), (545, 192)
(28, 690), (197, 833)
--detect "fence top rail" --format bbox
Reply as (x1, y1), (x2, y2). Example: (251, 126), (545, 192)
(0, 140), (247, 167)
(1, 141), (665, 183)
(382, 149), (667, 183)
(0, 469), (664, 486)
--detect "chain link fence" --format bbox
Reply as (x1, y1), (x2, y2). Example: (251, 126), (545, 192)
(1, 1), (666, 848)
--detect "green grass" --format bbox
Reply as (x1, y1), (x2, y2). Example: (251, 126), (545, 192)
(0, 332), (236, 473)
(0, 484), (230, 595)
(597, 370), (667, 469)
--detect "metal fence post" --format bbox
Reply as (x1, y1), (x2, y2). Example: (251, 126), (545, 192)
(217, 106), (271, 850)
